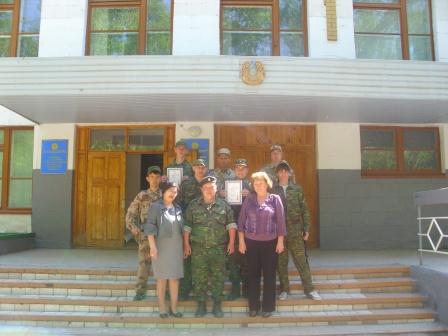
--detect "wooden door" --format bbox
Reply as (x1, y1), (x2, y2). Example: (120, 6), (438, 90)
(215, 124), (318, 247)
(86, 152), (126, 248)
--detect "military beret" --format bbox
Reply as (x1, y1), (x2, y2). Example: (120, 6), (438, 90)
(175, 140), (188, 148)
(217, 147), (231, 156)
(276, 160), (291, 172)
(192, 158), (207, 167)
(199, 176), (217, 187)
(147, 165), (161, 175)
(270, 144), (283, 152)
(234, 158), (248, 167)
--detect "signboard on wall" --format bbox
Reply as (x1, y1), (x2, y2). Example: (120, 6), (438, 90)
(41, 139), (68, 174)
(183, 139), (209, 165)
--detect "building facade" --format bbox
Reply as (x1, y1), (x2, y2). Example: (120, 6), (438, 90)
(0, 0), (447, 250)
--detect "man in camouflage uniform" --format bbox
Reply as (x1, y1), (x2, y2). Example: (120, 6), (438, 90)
(209, 147), (235, 197)
(261, 144), (295, 186)
(273, 161), (321, 301)
(125, 166), (162, 301)
(177, 158), (208, 300)
(226, 159), (251, 300)
(183, 176), (236, 318)
(164, 140), (194, 180)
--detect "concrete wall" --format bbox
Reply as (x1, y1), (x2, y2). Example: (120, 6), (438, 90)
(39, 0), (88, 57)
(0, 216), (31, 233)
(176, 122), (215, 168)
(433, 0), (448, 62)
(0, 106), (35, 126)
(31, 124), (76, 248)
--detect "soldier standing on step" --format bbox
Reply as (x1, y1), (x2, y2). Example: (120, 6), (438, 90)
(273, 161), (321, 301)
(261, 144), (295, 187)
(183, 176), (237, 318)
(125, 166), (162, 301)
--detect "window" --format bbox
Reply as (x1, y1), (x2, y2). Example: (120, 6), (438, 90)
(353, 0), (434, 60)
(0, 128), (34, 212)
(361, 126), (441, 176)
(221, 0), (307, 56)
(87, 0), (173, 56)
(0, 0), (41, 57)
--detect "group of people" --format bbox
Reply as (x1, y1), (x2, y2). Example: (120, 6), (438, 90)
(125, 141), (321, 319)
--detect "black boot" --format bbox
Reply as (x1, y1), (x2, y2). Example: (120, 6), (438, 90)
(227, 282), (241, 301)
(195, 301), (206, 317)
(212, 299), (224, 318)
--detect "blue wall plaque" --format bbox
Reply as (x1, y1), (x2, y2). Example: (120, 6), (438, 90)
(41, 140), (68, 174)
(183, 139), (209, 165)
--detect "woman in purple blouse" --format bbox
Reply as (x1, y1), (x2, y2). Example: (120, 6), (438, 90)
(238, 171), (286, 318)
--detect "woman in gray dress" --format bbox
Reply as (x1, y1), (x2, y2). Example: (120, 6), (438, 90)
(145, 181), (184, 318)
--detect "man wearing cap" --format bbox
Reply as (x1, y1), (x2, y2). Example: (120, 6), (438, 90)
(226, 159), (251, 300)
(183, 176), (236, 318)
(176, 158), (208, 300)
(125, 166), (162, 301)
(209, 147), (235, 197)
(273, 160), (321, 301)
(261, 144), (284, 186)
(165, 140), (194, 180)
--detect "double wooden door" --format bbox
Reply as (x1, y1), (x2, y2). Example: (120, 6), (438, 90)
(215, 124), (318, 247)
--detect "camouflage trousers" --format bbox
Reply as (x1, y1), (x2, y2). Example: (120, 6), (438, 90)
(135, 234), (151, 296)
(191, 244), (226, 301)
(179, 256), (192, 297)
(277, 234), (314, 294)
(226, 239), (248, 286)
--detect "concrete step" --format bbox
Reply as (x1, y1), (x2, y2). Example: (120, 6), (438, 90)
(0, 293), (427, 313)
(0, 266), (410, 281)
(0, 308), (436, 328)
(0, 277), (417, 297)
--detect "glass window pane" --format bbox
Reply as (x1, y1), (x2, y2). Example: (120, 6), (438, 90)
(147, 0), (171, 30)
(0, 0), (14, 4)
(19, 0), (41, 33)
(362, 150), (397, 170)
(354, 9), (400, 34)
(10, 130), (33, 178)
(404, 150), (437, 170)
(0, 130), (4, 144)
(223, 7), (272, 30)
(91, 7), (139, 31)
(90, 32), (138, 56)
(355, 34), (402, 59)
(90, 129), (125, 151)
(280, 32), (304, 56)
(409, 35), (432, 61)
(407, 0), (430, 34)
(0, 10), (13, 34)
(361, 129), (395, 149)
(0, 36), (10, 56)
(128, 129), (165, 151)
(223, 32), (272, 56)
(18, 35), (39, 57)
(0, 151), (3, 177)
(403, 129), (436, 150)
(146, 32), (170, 55)
(8, 179), (32, 208)
(280, 0), (302, 30)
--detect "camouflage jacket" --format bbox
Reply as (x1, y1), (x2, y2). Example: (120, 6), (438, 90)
(125, 188), (162, 238)
(209, 168), (235, 192)
(184, 197), (236, 248)
(272, 183), (310, 235)
(165, 159), (194, 179)
(177, 177), (202, 212)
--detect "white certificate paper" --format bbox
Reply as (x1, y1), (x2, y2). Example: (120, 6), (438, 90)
(225, 180), (242, 205)
(167, 168), (183, 186)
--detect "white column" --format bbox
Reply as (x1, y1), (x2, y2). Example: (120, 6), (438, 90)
(308, 0), (356, 59)
(317, 123), (361, 170)
(33, 124), (76, 170)
(172, 0), (220, 55)
(38, 0), (88, 57)
(433, 0), (448, 62)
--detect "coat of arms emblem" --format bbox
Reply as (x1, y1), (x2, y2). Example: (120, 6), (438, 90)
(240, 61), (265, 86)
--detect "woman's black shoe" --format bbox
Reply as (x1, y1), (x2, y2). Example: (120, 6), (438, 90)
(159, 312), (169, 318)
(249, 310), (258, 317)
(261, 311), (272, 318)
(169, 309), (183, 318)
